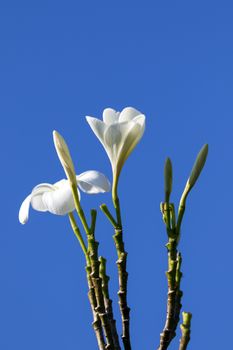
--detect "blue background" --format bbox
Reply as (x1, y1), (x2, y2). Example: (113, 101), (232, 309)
(1, 1), (232, 349)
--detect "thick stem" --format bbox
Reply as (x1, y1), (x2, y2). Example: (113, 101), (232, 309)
(157, 238), (183, 350)
(86, 266), (106, 350)
(178, 312), (192, 350)
(99, 257), (121, 350)
(102, 186), (131, 349)
(88, 234), (115, 349)
(112, 190), (131, 350)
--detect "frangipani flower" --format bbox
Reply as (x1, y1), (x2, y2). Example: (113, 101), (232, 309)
(86, 107), (145, 193)
(19, 171), (111, 224)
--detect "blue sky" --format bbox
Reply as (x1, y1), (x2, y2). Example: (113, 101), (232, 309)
(1, 1), (232, 349)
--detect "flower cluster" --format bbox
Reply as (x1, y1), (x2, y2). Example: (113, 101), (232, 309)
(19, 107), (145, 223)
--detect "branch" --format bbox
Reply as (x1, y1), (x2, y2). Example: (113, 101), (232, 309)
(68, 213), (106, 349)
(157, 240), (183, 350)
(88, 234), (115, 349)
(99, 257), (121, 350)
(101, 200), (131, 350)
(157, 204), (183, 350)
(86, 266), (106, 350)
(113, 227), (131, 350)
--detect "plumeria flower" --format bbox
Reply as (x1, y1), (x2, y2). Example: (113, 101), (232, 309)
(19, 171), (111, 224)
(86, 107), (145, 194)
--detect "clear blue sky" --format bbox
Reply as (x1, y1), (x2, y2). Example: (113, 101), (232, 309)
(1, 1), (232, 349)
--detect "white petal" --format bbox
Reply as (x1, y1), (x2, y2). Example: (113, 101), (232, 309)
(103, 121), (136, 169)
(19, 195), (31, 224)
(103, 108), (120, 124)
(42, 181), (77, 215)
(119, 107), (142, 122)
(104, 121), (136, 148)
(86, 116), (115, 168)
(31, 183), (55, 212)
(53, 179), (69, 189)
(76, 171), (111, 194)
(86, 117), (106, 144)
(115, 117), (145, 176)
(133, 114), (146, 128)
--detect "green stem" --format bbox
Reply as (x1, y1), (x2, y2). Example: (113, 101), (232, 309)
(178, 312), (192, 350)
(176, 204), (185, 238)
(90, 209), (97, 234)
(112, 178), (122, 228)
(71, 184), (90, 234)
(68, 212), (89, 264)
(100, 204), (118, 228)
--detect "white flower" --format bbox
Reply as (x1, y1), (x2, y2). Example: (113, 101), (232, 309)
(19, 171), (111, 224)
(86, 107), (145, 188)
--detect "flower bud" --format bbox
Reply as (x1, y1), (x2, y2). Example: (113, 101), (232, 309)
(53, 130), (77, 186)
(164, 157), (173, 202)
(179, 144), (208, 208)
(188, 144), (208, 188)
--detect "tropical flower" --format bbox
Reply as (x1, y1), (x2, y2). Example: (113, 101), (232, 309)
(86, 107), (146, 193)
(19, 171), (111, 224)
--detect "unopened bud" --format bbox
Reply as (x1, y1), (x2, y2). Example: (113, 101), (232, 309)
(188, 144), (208, 188)
(180, 144), (208, 206)
(53, 130), (77, 186)
(164, 157), (173, 202)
